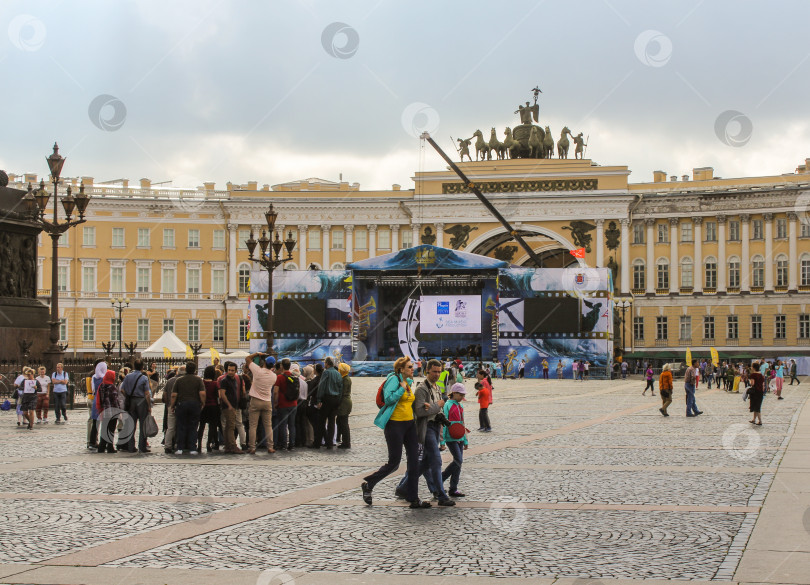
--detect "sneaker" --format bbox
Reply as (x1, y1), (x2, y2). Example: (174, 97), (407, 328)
(189, 450), (199, 455)
(659, 408), (665, 416)
(448, 490), (466, 498)
(686, 414), (696, 417)
(17, 422), (20, 427)
(361, 481), (373, 505)
(778, 397), (784, 400)
(43, 420), (49, 424)
(409, 499), (432, 509)
(36, 420), (41, 424)
(483, 428), (492, 432)
(695, 411), (704, 415)
(438, 499), (457, 507)
(175, 450), (183, 455)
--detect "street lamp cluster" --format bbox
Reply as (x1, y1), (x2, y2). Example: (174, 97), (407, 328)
(245, 203), (296, 354)
(110, 297), (131, 360)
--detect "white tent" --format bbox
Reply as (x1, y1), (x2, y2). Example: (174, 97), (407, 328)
(141, 330), (188, 358)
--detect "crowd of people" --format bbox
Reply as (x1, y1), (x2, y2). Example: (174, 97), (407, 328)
(9, 363), (70, 429)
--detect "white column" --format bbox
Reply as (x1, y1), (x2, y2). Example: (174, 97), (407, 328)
(789, 212), (798, 291)
(228, 224), (237, 298)
(595, 219), (605, 267)
(297, 225), (308, 269)
(344, 225), (354, 263)
(620, 218), (630, 294)
(669, 218), (679, 294)
(412, 224), (420, 248)
(693, 217), (703, 294)
(322, 225), (330, 269)
(391, 225), (400, 251)
(435, 223), (444, 248)
(740, 215), (750, 293)
(717, 215), (727, 293)
(368, 224), (377, 257)
(645, 218), (655, 295)
(764, 213), (774, 291)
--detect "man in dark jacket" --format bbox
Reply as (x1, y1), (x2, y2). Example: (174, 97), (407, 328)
(313, 357), (342, 449)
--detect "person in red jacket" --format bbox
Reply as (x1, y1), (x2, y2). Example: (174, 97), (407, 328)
(475, 370), (492, 432)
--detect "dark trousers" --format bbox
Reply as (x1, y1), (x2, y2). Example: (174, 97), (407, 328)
(97, 414), (118, 452)
(175, 401), (201, 451)
(336, 414), (350, 447)
(53, 392), (68, 421)
(442, 440), (464, 492)
(644, 379), (655, 392)
(363, 419), (420, 501)
(314, 396), (340, 447)
(124, 397), (149, 452)
(198, 404), (221, 449)
(543, 368), (549, 379)
(479, 407), (491, 430)
(274, 406), (297, 449)
(790, 374), (800, 385)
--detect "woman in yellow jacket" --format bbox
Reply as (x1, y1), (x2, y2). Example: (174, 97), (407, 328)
(659, 364), (673, 417)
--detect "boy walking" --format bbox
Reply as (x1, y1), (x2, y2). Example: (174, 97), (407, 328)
(475, 370), (492, 432)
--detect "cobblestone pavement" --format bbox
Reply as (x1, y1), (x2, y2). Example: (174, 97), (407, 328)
(0, 376), (807, 583)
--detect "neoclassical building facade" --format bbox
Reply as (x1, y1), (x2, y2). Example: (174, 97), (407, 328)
(10, 154), (810, 360)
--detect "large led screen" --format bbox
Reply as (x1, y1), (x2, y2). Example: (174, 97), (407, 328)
(420, 295), (482, 334)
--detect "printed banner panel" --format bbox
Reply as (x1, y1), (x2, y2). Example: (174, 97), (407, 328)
(420, 295), (482, 334)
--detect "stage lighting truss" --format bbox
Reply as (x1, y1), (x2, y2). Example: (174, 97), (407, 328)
(364, 274), (487, 288)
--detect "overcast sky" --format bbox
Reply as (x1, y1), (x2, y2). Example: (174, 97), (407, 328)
(2, 0), (809, 191)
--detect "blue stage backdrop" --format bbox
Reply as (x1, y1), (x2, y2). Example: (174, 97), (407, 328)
(250, 245), (613, 377)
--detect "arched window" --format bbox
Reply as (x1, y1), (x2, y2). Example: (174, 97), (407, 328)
(727, 255), (741, 288)
(656, 258), (669, 289)
(680, 257), (693, 288)
(775, 254), (788, 287)
(704, 255), (717, 289)
(632, 259), (645, 289)
(331, 262), (345, 270)
(752, 255), (765, 288)
(283, 263), (298, 271)
(237, 263), (251, 294)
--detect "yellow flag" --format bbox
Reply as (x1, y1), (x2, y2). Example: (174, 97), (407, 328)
(185, 345), (194, 359)
(210, 347), (220, 360)
(685, 347), (692, 365)
(162, 347), (172, 358)
(710, 347), (719, 367)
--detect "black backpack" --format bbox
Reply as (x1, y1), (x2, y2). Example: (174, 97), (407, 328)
(283, 374), (299, 401)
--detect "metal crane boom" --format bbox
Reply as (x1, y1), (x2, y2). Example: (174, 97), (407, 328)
(421, 132), (542, 267)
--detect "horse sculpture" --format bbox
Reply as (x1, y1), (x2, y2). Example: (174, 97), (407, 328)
(503, 127), (519, 159)
(557, 126), (571, 159)
(528, 126), (543, 158)
(489, 127), (506, 160)
(472, 129), (491, 161)
(542, 126), (554, 159)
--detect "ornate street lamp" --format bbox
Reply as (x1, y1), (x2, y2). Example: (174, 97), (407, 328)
(245, 204), (296, 354)
(24, 143), (91, 370)
(110, 297), (131, 361)
(615, 298), (633, 355)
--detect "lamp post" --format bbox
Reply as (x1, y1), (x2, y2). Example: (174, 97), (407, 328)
(110, 297), (130, 361)
(23, 143), (91, 371)
(616, 298), (632, 355)
(245, 204), (296, 355)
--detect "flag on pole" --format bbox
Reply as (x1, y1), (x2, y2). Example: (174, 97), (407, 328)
(185, 345), (194, 359)
(162, 347), (172, 358)
(569, 248), (586, 258)
(685, 347), (692, 366)
(710, 347), (719, 367)
(210, 347), (221, 361)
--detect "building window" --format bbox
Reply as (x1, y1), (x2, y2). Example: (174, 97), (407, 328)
(401, 229), (413, 249)
(728, 221), (740, 241)
(213, 319), (224, 342)
(81, 265), (96, 292)
(82, 226), (95, 247)
(703, 316), (715, 340)
(751, 315), (762, 339)
(681, 222), (693, 242)
(59, 318), (67, 342)
(656, 260), (669, 289)
(82, 318), (95, 342)
(752, 256), (765, 288)
(704, 221), (717, 241)
(188, 228), (200, 248)
(238, 229), (251, 250)
(776, 218), (787, 239)
(728, 259), (740, 288)
(656, 316), (667, 340)
(776, 256), (788, 287)
(802, 222), (810, 238)
(632, 260), (645, 290)
(161, 267), (176, 293)
(705, 258), (717, 289)
(752, 219), (763, 239)
(657, 223), (668, 243)
(679, 316), (691, 340)
(727, 315), (738, 339)
(355, 229), (367, 249)
(633, 316), (644, 340)
(57, 265), (68, 292)
(112, 227), (125, 247)
(308, 228), (321, 250)
(188, 319), (199, 342)
(163, 319), (174, 333)
(137, 318), (149, 343)
(163, 228), (175, 248)
(136, 267), (150, 293)
(775, 314), (786, 339)
(212, 269), (226, 295)
(680, 258), (693, 288)
(332, 229), (344, 250)
(58, 232), (69, 247)
(632, 222), (644, 244)
(238, 264), (250, 294)
(802, 257), (810, 286)
(187, 267), (201, 293)
(213, 229), (225, 249)
(110, 266), (124, 293)
(110, 318), (120, 342)
(239, 319), (249, 342)
(137, 228), (150, 247)
(800, 314), (810, 339)
(378, 229), (391, 249)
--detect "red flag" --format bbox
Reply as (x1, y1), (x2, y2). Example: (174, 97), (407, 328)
(569, 247), (585, 258)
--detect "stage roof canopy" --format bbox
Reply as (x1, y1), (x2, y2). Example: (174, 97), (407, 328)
(346, 245), (510, 271)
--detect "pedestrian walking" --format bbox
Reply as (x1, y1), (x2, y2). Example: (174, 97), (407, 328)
(13, 369), (27, 426)
(50, 363), (69, 424)
(659, 364), (673, 416)
(773, 360), (785, 399)
(441, 382), (468, 498)
(684, 359), (703, 417)
(642, 365), (655, 396)
(475, 370), (492, 432)
(621, 360), (628, 379)
(119, 359), (153, 453)
(162, 366), (183, 453)
(34, 366), (51, 424)
(218, 361), (246, 454)
(335, 363), (352, 449)
(747, 362), (765, 425)
(243, 353), (276, 454)
(96, 369), (121, 453)
(542, 358), (549, 380)
(312, 357), (342, 449)
(273, 358), (298, 451)
(788, 359), (800, 385)
(19, 369), (40, 429)
(557, 360), (565, 379)
(199, 365), (222, 452)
